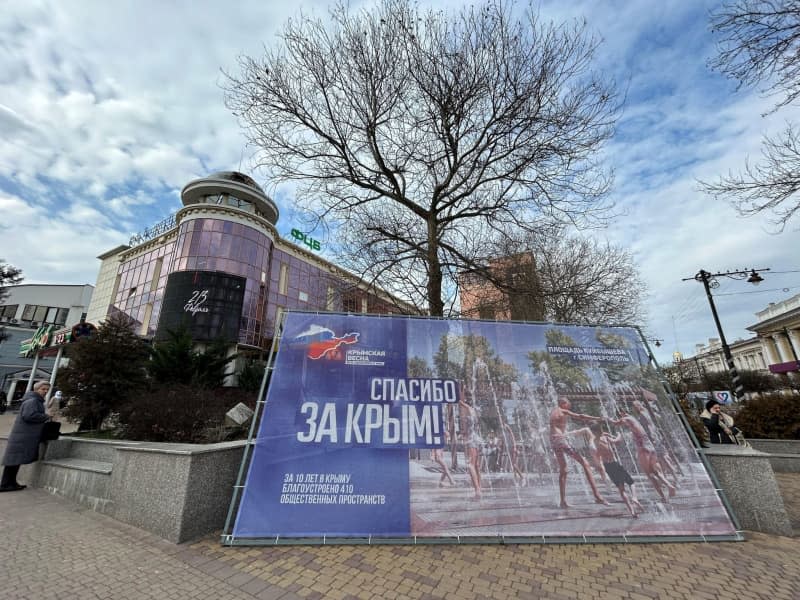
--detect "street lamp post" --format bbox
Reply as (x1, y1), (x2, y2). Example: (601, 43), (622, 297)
(682, 268), (770, 401)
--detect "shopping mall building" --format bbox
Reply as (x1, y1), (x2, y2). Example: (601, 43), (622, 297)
(85, 171), (410, 357)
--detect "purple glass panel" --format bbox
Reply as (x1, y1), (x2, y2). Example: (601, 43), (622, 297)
(210, 231), (223, 255)
(219, 234), (232, 258)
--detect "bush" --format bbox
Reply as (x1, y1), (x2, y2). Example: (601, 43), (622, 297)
(734, 393), (800, 439)
(237, 358), (267, 393)
(678, 397), (708, 446)
(116, 384), (257, 443)
(148, 326), (234, 389)
(58, 313), (150, 431)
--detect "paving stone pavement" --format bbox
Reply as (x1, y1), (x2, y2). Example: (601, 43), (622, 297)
(1, 475), (800, 600)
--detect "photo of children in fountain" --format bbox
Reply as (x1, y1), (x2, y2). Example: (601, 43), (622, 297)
(406, 320), (737, 540)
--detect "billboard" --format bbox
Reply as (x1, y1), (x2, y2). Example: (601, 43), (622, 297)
(228, 313), (738, 543)
(155, 270), (245, 342)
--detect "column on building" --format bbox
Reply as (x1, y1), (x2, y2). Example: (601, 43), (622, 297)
(773, 333), (794, 364)
(786, 328), (800, 362)
(760, 335), (781, 366)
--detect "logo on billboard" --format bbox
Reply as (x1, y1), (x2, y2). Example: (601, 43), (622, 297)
(184, 289), (210, 315)
(295, 324), (361, 360)
(155, 271), (246, 343)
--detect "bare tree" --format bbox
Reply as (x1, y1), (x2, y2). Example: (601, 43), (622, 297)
(703, 1), (800, 230)
(0, 260), (23, 343)
(225, 0), (620, 315)
(465, 230), (646, 325)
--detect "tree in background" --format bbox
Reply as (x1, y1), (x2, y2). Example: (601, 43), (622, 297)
(480, 228), (646, 325)
(57, 313), (149, 431)
(225, 0), (620, 316)
(703, 1), (800, 230)
(407, 356), (434, 378)
(148, 325), (234, 389)
(237, 358), (267, 394)
(0, 260), (23, 343)
(528, 329), (591, 390)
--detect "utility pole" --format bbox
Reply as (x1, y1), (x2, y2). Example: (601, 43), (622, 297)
(683, 268), (770, 402)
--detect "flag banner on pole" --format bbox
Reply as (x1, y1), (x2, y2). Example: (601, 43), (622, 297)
(229, 313), (738, 542)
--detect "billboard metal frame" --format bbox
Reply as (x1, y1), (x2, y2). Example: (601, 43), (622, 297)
(222, 311), (744, 546)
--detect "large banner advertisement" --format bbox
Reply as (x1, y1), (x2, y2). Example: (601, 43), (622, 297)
(229, 313), (738, 543)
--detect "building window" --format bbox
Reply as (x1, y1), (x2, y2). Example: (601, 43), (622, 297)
(126, 287), (137, 310)
(55, 308), (69, 325)
(33, 305), (48, 322)
(299, 291), (309, 303)
(150, 258), (163, 292)
(141, 303), (154, 336)
(279, 264), (289, 295)
(275, 306), (285, 333)
(18, 304), (69, 325)
(0, 304), (18, 318)
(343, 293), (359, 313)
(326, 286), (335, 311)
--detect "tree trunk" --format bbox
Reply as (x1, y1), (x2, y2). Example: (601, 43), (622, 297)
(426, 218), (444, 316)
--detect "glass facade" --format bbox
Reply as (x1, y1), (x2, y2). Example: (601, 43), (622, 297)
(102, 172), (408, 352)
(171, 217), (273, 347)
(111, 242), (175, 336)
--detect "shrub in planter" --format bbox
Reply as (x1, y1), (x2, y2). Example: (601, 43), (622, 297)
(734, 393), (800, 440)
(116, 384), (257, 443)
(57, 313), (150, 431)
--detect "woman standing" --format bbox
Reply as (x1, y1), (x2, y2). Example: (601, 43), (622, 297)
(0, 380), (52, 492)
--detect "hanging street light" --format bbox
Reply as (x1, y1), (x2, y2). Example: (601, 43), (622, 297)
(682, 267), (770, 401)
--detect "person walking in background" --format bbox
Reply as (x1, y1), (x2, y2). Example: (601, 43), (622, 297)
(0, 380), (51, 492)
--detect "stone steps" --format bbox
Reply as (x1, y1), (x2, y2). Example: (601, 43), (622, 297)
(35, 455), (115, 514)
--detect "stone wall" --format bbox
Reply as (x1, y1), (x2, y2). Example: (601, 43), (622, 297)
(0, 435), (246, 543)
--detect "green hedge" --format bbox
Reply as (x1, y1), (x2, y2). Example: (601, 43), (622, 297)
(735, 393), (800, 440)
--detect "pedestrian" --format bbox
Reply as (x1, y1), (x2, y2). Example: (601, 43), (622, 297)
(0, 380), (52, 492)
(700, 399), (737, 444)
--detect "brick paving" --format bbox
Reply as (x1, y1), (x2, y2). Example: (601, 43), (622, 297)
(1, 475), (799, 599)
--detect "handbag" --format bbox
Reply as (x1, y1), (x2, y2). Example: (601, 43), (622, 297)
(41, 421), (61, 442)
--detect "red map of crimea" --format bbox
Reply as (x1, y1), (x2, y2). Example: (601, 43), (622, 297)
(307, 333), (360, 360)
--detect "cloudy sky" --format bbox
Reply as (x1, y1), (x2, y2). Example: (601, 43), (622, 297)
(2, 0), (799, 365)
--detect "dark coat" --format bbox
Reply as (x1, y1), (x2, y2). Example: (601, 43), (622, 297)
(701, 412), (734, 444)
(2, 391), (49, 465)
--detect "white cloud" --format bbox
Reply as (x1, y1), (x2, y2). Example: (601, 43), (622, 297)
(1, 0), (799, 367)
